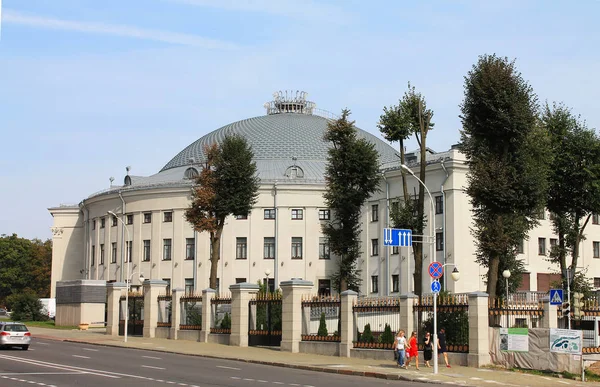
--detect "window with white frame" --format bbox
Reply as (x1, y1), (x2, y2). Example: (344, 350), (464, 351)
(143, 212), (152, 223)
(371, 204), (379, 222)
(111, 242), (117, 264)
(517, 239), (524, 254)
(371, 275), (379, 293)
(163, 211), (173, 222)
(236, 237), (247, 259)
(594, 241), (600, 258)
(264, 209), (276, 219)
(100, 244), (105, 265)
(185, 238), (195, 260)
(126, 214), (133, 225)
(91, 245), (95, 266)
(291, 237), (303, 259)
(142, 240), (150, 262)
(318, 209), (330, 220)
(319, 237), (330, 259)
(435, 196), (443, 214)
(163, 239), (171, 261)
(436, 232), (444, 251)
(264, 237), (275, 259)
(392, 274), (399, 293)
(538, 238), (546, 255)
(126, 241), (132, 262)
(291, 209), (303, 220)
(185, 278), (194, 295)
(371, 239), (379, 256)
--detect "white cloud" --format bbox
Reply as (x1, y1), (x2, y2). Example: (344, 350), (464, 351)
(2, 9), (239, 50)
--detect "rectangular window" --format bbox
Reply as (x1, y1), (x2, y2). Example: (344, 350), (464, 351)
(163, 239), (172, 261)
(594, 242), (600, 258)
(186, 238), (195, 260)
(538, 237), (546, 255)
(92, 220), (96, 230)
(264, 237), (275, 259)
(142, 240), (150, 262)
(236, 237), (248, 259)
(371, 275), (378, 293)
(163, 212), (173, 223)
(318, 209), (330, 220)
(319, 237), (330, 259)
(184, 278), (194, 295)
(291, 209), (303, 220)
(594, 214), (599, 225)
(143, 212), (152, 223)
(111, 242), (117, 264)
(163, 278), (171, 295)
(550, 238), (558, 249)
(517, 240), (524, 254)
(236, 214), (248, 220)
(371, 204), (379, 222)
(291, 237), (303, 259)
(318, 279), (331, 296)
(263, 278), (274, 293)
(126, 241), (132, 263)
(126, 214), (134, 225)
(595, 277), (600, 288)
(100, 218), (105, 229)
(435, 196), (443, 214)
(91, 245), (95, 266)
(264, 209), (276, 219)
(111, 216), (118, 227)
(236, 278), (246, 284)
(371, 239), (379, 256)
(392, 274), (399, 293)
(392, 246), (399, 255)
(537, 209), (545, 220)
(436, 232), (444, 251)
(100, 244), (105, 265)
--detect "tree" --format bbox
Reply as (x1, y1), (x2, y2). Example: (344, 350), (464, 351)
(6, 292), (46, 321)
(460, 54), (551, 300)
(543, 102), (600, 288)
(379, 84), (433, 296)
(323, 109), (381, 293)
(185, 136), (260, 290)
(317, 312), (328, 337)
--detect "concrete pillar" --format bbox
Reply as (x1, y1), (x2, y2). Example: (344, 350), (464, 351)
(169, 288), (184, 340)
(106, 282), (127, 336)
(468, 292), (491, 367)
(199, 288), (216, 343)
(280, 279), (313, 353)
(339, 290), (358, 357)
(142, 280), (168, 338)
(541, 296), (558, 329)
(400, 293), (418, 335)
(229, 282), (259, 347)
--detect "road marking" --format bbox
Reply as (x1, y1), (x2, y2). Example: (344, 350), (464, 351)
(35, 343), (50, 346)
(557, 382), (570, 385)
(1, 375), (56, 387)
(257, 380), (268, 383)
(217, 365), (241, 370)
(273, 382), (285, 385)
(72, 355), (90, 359)
(231, 377), (241, 380)
(0, 373), (82, 375)
(470, 377), (483, 380)
(243, 378), (255, 381)
(141, 365), (165, 370)
(82, 348), (99, 352)
(178, 384), (188, 386)
(290, 384), (300, 386)
(142, 355), (162, 360)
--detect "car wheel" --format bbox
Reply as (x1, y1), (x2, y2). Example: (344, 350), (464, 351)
(22, 345), (29, 351)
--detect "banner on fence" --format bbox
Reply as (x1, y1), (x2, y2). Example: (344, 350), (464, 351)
(500, 328), (529, 352)
(549, 328), (582, 355)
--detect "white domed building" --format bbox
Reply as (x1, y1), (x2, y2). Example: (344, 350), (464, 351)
(49, 92), (600, 299)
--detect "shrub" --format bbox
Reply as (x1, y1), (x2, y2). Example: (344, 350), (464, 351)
(7, 292), (46, 321)
(317, 312), (328, 336)
(360, 323), (375, 343)
(379, 323), (395, 344)
(220, 312), (231, 329)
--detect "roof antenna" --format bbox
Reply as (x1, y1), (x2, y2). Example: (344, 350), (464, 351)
(126, 166), (131, 175)
(109, 177), (115, 188)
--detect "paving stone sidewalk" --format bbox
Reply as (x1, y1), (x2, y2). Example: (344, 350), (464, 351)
(28, 327), (593, 387)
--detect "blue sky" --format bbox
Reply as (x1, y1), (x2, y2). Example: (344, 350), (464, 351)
(1, 0), (599, 240)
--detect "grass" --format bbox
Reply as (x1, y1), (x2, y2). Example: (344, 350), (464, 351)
(10, 320), (78, 330)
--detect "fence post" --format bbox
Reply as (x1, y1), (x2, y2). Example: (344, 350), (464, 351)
(280, 279), (313, 353)
(400, 293), (418, 335)
(106, 282), (126, 336)
(541, 296), (557, 329)
(200, 288), (215, 342)
(468, 291), (491, 367)
(142, 280), (168, 338)
(229, 282), (259, 347)
(170, 288), (184, 340)
(339, 290), (358, 357)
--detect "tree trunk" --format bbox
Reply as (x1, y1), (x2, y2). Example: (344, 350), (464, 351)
(209, 228), (223, 291)
(487, 255), (499, 300)
(414, 106), (428, 297)
(399, 139), (409, 200)
(413, 244), (423, 296)
(571, 214), (591, 285)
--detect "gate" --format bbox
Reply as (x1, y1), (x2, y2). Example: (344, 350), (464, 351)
(248, 293), (282, 347)
(119, 294), (144, 336)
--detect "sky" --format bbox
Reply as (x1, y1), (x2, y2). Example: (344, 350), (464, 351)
(0, 0), (599, 240)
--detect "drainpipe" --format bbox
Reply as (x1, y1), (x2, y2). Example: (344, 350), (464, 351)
(81, 200), (89, 279)
(381, 173), (390, 296)
(274, 181), (278, 291)
(440, 160), (450, 291)
(119, 191), (126, 282)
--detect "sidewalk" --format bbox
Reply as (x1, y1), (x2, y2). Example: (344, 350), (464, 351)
(29, 327), (592, 387)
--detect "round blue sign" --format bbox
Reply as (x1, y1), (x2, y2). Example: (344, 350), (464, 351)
(428, 262), (444, 279)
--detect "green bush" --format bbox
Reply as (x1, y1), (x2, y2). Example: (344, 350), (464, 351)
(379, 323), (395, 344)
(7, 292), (46, 321)
(360, 323), (375, 343)
(220, 312), (231, 329)
(317, 312), (328, 336)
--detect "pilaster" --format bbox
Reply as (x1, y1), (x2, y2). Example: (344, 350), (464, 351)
(199, 288), (216, 342)
(106, 282), (127, 336)
(280, 279), (313, 353)
(229, 282), (259, 347)
(400, 293), (418, 336)
(541, 297), (558, 329)
(468, 291), (491, 367)
(142, 280), (168, 338)
(169, 288), (184, 340)
(339, 290), (358, 357)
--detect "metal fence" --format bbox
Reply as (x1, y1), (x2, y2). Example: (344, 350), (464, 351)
(248, 292), (282, 347)
(488, 298), (543, 329)
(415, 294), (469, 353)
(157, 293), (172, 328)
(180, 293), (202, 330)
(353, 297), (400, 349)
(301, 295), (340, 342)
(210, 294), (232, 334)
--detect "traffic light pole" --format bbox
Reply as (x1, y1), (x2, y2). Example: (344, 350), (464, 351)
(567, 269), (571, 330)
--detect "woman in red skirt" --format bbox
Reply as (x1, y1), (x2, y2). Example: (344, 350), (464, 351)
(405, 331), (419, 370)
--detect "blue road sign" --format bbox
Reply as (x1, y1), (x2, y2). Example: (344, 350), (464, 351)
(383, 228), (412, 247)
(431, 279), (441, 293)
(428, 261), (444, 279)
(550, 289), (564, 305)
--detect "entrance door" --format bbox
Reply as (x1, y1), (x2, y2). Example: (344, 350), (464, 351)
(118, 295), (144, 336)
(248, 294), (282, 347)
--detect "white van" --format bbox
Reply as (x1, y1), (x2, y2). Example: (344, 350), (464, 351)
(40, 298), (56, 320)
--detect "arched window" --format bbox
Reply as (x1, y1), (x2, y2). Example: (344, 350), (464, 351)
(285, 165), (304, 179)
(124, 175), (132, 186)
(184, 167), (199, 179)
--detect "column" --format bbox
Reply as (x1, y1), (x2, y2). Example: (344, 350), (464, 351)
(143, 279), (169, 338)
(468, 292), (491, 367)
(400, 293), (418, 335)
(199, 288), (216, 342)
(169, 288), (184, 340)
(229, 282), (259, 347)
(541, 296), (558, 329)
(106, 282), (127, 336)
(280, 279), (313, 353)
(339, 290), (358, 357)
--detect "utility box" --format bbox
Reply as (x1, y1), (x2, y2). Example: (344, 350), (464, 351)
(55, 280), (106, 327)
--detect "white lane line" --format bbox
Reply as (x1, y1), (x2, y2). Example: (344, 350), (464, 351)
(257, 380), (268, 383)
(217, 366), (241, 370)
(243, 378), (255, 381)
(141, 365), (165, 370)
(290, 384), (300, 386)
(82, 348), (99, 352)
(142, 355), (162, 360)
(178, 384), (188, 386)
(557, 382), (570, 385)
(0, 373), (83, 375)
(273, 382), (285, 385)
(72, 355), (90, 359)
(231, 377), (241, 380)
(35, 343), (50, 346)
(303, 385), (315, 387)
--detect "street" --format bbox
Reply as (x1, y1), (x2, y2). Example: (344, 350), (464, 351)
(0, 339), (428, 387)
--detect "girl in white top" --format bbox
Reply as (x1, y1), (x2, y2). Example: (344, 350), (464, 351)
(393, 329), (409, 368)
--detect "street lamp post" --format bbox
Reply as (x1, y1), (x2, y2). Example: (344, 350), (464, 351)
(400, 165), (439, 374)
(502, 270), (511, 328)
(442, 264), (461, 285)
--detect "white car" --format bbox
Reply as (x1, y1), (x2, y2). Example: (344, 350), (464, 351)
(0, 322), (31, 350)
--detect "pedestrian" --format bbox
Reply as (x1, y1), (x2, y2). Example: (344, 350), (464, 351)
(438, 328), (450, 368)
(405, 331), (419, 370)
(393, 329), (408, 368)
(423, 331), (433, 368)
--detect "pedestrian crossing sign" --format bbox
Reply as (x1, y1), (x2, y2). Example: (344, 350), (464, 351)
(550, 289), (563, 305)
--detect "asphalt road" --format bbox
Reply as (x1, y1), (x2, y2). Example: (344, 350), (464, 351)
(0, 338), (430, 387)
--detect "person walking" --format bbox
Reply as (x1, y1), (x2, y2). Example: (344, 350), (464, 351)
(438, 328), (450, 368)
(423, 331), (433, 368)
(405, 331), (419, 370)
(393, 329), (408, 368)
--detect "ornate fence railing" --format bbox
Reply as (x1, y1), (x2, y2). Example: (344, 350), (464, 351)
(157, 292), (172, 328)
(353, 297), (399, 349)
(210, 294), (232, 334)
(180, 293), (202, 330)
(415, 294), (469, 353)
(301, 295), (340, 342)
(488, 298), (544, 329)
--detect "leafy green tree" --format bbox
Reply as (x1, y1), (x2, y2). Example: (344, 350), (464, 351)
(460, 54), (551, 300)
(323, 110), (380, 293)
(7, 292), (46, 321)
(543, 102), (600, 288)
(185, 136), (260, 290)
(379, 323), (395, 344)
(317, 312), (328, 336)
(360, 323), (375, 343)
